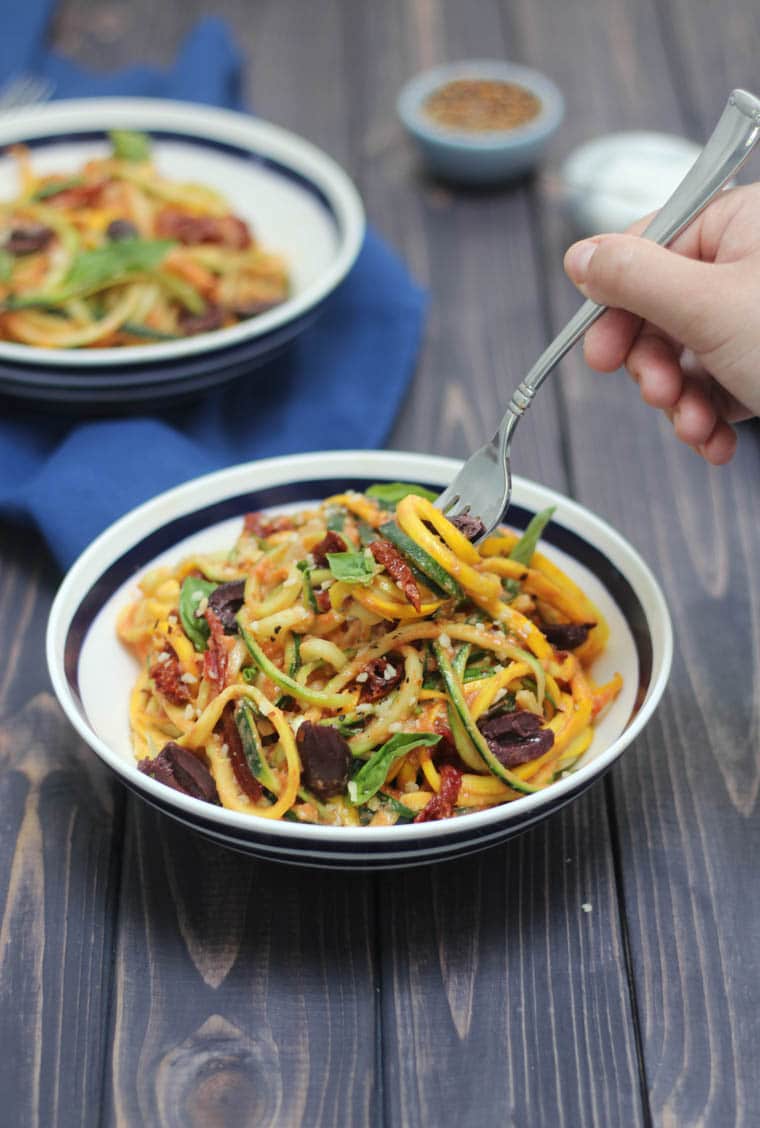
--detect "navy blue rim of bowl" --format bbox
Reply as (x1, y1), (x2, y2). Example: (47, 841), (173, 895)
(59, 475), (654, 863)
(0, 309), (319, 401)
(0, 307), (318, 389)
(0, 129), (344, 381)
(126, 767), (602, 869)
(0, 339), (293, 410)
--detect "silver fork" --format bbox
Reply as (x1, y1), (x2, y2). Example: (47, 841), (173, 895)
(436, 88), (760, 540)
(0, 74), (55, 113)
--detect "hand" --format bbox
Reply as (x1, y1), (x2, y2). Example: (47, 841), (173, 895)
(563, 183), (760, 464)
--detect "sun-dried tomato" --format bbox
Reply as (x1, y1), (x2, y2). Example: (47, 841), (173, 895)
(311, 530), (348, 567)
(203, 607), (229, 694)
(414, 764), (463, 822)
(155, 207), (252, 249)
(149, 649), (190, 705)
(48, 181), (105, 209)
(243, 512), (295, 538)
(368, 540), (421, 610)
(358, 656), (404, 702)
(220, 704), (262, 802)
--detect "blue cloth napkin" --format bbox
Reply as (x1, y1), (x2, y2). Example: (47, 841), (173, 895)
(0, 11), (426, 570)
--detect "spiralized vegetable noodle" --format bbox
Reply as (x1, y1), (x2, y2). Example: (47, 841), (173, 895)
(0, 130), (288, 348)
(117, 485), (623, 827)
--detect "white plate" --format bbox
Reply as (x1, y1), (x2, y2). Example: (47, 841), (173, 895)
(46, 451), (673, 869)
(0, 98), (364, 368)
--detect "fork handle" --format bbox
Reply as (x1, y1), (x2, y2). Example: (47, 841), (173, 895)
(499, 88), (760, 435)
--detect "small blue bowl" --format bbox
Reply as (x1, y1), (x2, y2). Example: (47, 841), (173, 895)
(397, 59), (565, 185)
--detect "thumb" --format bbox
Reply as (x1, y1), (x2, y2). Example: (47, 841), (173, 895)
(564, 234), (728, 355)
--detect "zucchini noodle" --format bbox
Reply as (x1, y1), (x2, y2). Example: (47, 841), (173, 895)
(0, 131), (289, 348)
(117, 485), (623, 826)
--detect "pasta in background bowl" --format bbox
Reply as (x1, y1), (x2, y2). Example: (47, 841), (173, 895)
(47, 451), (673, 869)
(0, 98), (364, 379)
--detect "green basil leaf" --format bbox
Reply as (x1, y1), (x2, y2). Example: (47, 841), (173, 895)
(325, 507), (347, 532)
(325, 550), (376, 585)
(347, 732), (440, 806)
(0, 248), (13, 282)
(60, 239), (174, 297)
(366, 481), (438, 508)
(508, 506), (555, 566)
(109, 129), (152, 161)
(179, 577), (217, 651)
(31, 176), (85, 201)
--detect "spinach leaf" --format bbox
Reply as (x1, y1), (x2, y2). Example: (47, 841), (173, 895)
(109, 129), (152, 161)
(347, 732), (440, 806)
(179, 577), (217, 651)
(508, 506), (555, 566)
(366, 481), (438, 508)
(325, 550), (375, 585)
(325, 507), (347, 532)
(60, 239), (174, 297)
(6, 239), (176, 310)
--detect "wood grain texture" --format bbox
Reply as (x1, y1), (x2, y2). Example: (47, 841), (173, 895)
(0, 0), (755, 1125)
(378, 788), (644, 1128)
(104, 807), (378, 1128)
(524, 0), (760, 1123)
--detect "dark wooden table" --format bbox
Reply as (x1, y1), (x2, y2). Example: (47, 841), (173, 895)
(3, 1), (760, 1124)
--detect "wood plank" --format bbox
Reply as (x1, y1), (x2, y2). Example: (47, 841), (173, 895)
(45, 6), (383, 1126)
(378, 789), (644, 1128)
(354, 0), (646, 1122)
(526, 0), (760, 1121)
(104, 806), (378, 1127)
(0, 700), (121, 1126)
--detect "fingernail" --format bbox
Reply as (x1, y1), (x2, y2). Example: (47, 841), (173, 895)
(565, 240), (597, 282)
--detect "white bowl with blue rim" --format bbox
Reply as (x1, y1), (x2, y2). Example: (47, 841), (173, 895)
(397, 60), (565, 184)
(46, 449), (672, 871)
(0, 98), (364, 402)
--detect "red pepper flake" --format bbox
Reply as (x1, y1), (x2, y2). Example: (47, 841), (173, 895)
(369, 540), (422, 611)
(414, 764), (463, 822)
(243, 512), (295, 538)
(48, 181), (106, 209)
(220, 704), (262, 803)
(149, 648), (190, 705)
(203, 607), (229, 694)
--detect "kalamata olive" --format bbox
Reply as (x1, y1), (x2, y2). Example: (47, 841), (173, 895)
(477, 708), (554, 768)
(139, 741), (220, 804)
(450, 513), (487, 541)
(296, 722), (352, 800)
(5, 224), (54, 255)
(177, 304), (225, 336)
(106, 218), (139, 242)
